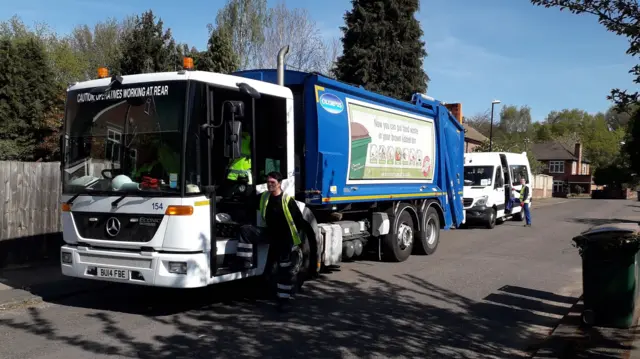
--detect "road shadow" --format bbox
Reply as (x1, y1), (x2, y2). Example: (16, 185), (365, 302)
(0, 269), (580, 359)
(0, 264), (108, 303)
(533, 300), (640, 358)
(569, 218), (639, 227)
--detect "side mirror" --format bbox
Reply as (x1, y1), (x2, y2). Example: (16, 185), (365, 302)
(225, 101), (245, 119)
(228, 120), (242, 158)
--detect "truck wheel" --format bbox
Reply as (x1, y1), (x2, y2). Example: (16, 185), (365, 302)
(383, 204), (415, 262)
(485, 208), (497, 229)
(301, 207), (320, 280)
(414, 206), (440, 255)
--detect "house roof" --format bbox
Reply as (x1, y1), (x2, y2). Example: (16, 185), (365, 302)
(531, 141), (590, 163)
(463, 123), (488, 143)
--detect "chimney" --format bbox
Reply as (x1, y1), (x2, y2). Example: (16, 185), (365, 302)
(574, 143), (582, 175)
(444, 103), (463, 124)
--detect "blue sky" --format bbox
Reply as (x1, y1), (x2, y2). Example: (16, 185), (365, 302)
(3, 0), (637, 122)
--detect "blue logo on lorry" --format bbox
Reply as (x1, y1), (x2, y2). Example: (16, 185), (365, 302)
(319, 93), (344, 114)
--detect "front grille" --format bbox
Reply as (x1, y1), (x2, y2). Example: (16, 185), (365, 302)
(463, 198), (473, 207)
(72, 212), (163, 243)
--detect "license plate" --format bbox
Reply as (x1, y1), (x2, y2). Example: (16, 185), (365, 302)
(97, 267), (128, 280)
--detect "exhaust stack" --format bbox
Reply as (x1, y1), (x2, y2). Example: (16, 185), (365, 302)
(277, 45), (290, 86)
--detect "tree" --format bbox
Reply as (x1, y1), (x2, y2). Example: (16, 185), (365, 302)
(605, 103), (639, 130)
(199, 27), (239, 74)
(319, 36), (342, 77)
(580, 113), (625, 169)
(0, 37), (58, 160)
(463, 110), (492, 137)
(333, 0), (429, 101)
(530, 0), (639, 109)
(70, 17), (133, 79)
(214, 0), (268, 70)
(256, 1), (327, 72)
(498, 105), (532, 134)
(0, 16), (68, 161)
(119, 10), (175, 75)
(594, 160), (634, 189)
(622, 108), (640, 177)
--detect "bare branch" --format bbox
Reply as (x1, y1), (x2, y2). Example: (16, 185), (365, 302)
(257, 1), (330, 72)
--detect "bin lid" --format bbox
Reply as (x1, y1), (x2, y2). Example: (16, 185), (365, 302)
(350, 122), (370, 140)
(581, 223), (639, 236)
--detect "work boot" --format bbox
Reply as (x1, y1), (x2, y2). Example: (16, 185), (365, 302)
(276, 299), (293, 313)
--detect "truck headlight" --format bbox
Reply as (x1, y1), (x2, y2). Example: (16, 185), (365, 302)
(168, 261), (187, 274)
(61, 252), (72, 264)
(475, 196), (488, 206)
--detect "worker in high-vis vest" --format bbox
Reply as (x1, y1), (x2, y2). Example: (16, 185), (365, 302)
(518, 177), (532, 227)
(234, 171), (314, 311)
(226, 132), (252, 184)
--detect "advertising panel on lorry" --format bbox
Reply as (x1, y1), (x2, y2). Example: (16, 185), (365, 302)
(345, 98), (436, 183)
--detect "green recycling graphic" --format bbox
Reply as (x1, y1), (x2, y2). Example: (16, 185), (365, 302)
(347, 100), (436, 181)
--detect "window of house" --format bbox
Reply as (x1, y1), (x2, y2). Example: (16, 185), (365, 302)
(106, 128), (121, 163)
(510, 165), (529, 185)
(571, 161), (577, 175)
(549, 160), (564, 173)
(582, 163), (588, 175)
(553, 180), (564, 193)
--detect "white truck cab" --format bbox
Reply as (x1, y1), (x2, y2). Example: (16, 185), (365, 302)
(462, 152), (533, 229)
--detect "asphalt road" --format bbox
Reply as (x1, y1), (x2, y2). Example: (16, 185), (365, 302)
(0, 199), (638, 359)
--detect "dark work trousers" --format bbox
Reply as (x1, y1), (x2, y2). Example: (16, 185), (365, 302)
(235, 225), (265, 269)
(275, 244), (303, 305)
(235, 225), (303, 304)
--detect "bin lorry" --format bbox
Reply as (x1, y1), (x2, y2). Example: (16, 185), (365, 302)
(59, 46), (465, 288)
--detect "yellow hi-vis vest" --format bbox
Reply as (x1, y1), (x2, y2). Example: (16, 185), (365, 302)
(259, 191), (301, 246)
(227, 157), (252, 184)
(227, 132), (252, 183)
(519, 185), (531, 204)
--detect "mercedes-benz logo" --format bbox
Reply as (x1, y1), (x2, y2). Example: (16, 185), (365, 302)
(105, 217), (121, 237)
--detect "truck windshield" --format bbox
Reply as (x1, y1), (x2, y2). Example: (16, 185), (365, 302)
(62, 80), (187, 196)
(464, 166), (494, 187)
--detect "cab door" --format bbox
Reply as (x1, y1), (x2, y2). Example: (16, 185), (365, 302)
(493, 165), (505, 217)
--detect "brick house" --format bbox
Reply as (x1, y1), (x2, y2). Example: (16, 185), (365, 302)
(462, 123), (488, 153)
(530, 141), (592, 196)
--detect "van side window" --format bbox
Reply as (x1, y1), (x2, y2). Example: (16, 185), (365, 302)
(510, 165), (529, 185)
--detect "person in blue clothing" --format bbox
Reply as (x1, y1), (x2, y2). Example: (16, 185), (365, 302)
(519, 177), (532, 227)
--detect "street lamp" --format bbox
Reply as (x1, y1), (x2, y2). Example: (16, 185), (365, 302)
(489, 99), (501, 152)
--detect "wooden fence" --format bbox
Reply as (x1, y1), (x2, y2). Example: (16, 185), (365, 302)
(532, 174), (553, 199)
(0, 161), (62, 241)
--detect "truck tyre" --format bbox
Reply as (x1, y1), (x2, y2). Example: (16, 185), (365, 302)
(485, 208), (497, 229)
(382, 203), (415, 262)
(414, 206), (440, 255)
(300, 207), (320, 281)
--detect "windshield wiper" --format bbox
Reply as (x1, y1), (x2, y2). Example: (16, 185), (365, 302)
(65, 193), (82, 205)
(111, 193), (128, 208)
(65, 187), (108, 204)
